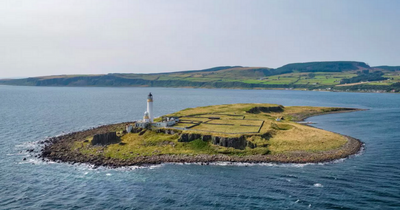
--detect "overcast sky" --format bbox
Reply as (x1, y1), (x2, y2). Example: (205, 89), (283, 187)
(1, 0), (399, 78)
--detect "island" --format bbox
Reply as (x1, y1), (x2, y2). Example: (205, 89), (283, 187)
(38, 93), (364, 167)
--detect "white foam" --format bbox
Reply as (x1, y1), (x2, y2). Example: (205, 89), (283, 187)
(15, 141), (39, 149)
(19, 158), (56, 165)
(148, 164), (164, 170)
(133, 160), (351, 168)
(354, 144), (365, 157)
(313, 183), (323, 187)
(106, 173), (112, 176)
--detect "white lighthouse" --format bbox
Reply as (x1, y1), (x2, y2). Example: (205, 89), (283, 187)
(147, 92), (153, 122)
(134, 92), (179, 129)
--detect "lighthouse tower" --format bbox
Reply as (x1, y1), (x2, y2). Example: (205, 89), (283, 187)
(143, 111), (150, 123)
(147, 92), (153, 122)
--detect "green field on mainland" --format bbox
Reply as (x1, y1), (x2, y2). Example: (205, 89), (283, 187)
(2, 61), (400, 92)
(73, 104), (355, 160)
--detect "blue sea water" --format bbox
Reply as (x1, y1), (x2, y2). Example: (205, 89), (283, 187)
(0, 85), (400, 209)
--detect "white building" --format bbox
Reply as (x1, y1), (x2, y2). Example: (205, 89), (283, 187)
(134, 93), (179, 129)
(126, 124), (133, 133)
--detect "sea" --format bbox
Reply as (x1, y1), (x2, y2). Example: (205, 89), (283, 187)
(0, 85), (399, 209)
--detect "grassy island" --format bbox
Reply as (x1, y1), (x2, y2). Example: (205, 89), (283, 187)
(40, 104), (363, 167)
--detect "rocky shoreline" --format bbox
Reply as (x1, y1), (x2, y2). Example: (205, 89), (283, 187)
(36, 120), (363, 168)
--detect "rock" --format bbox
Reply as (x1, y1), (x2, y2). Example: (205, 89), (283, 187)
(138, 130), (146, 136)
(247, 141), (256, 148)
(246, 106), (284, 114)
(165, 129), (176, 135)
(188, 133), (201, 141)
(91, 132), (119, 145)
(178, 133), (189, 142)
(212, 136), (220, 145)
(131, 127), (142, 133)
(261, 131), (275, 140)
(155, 128), (165, 133)
(23, 158), (26, 161)
(212, 136), (247, 150)
(202, 135), (211, 141)
(178, 133), (202, 142)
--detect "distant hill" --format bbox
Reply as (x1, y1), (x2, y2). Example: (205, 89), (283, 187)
(373, 66), (400, 71)
(1, 61), (400, 93)
(274, 61), (370, 73)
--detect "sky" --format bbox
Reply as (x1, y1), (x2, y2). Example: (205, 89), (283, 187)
(1, 0), (399, 78)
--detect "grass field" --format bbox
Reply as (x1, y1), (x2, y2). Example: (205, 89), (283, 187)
(70, 103), (357, 160)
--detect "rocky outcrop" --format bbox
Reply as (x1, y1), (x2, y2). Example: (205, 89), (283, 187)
(246, 106), (284, 114)
(178, 133), (202, 142)
(154, 128), (180, 135)
(261, 131), (275, 140)
(247, 141), (256, 149)
(91, 132), (118, 145)
(201, 135), (212, 141)
(178, 133), (248, 149)
(138, 130), (146, 136)
(212, 136), (247, 150)
(130, 127), (143, 133)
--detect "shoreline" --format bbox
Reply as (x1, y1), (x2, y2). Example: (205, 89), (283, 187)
(37, 109), (364, 168)
(1, 84), (398, 94)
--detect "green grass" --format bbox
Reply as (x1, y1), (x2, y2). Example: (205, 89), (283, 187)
(71, 104), (353, 159)
(194, 124), (260, 133)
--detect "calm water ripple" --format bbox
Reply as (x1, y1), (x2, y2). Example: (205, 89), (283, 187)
(1, 86), (400, 209)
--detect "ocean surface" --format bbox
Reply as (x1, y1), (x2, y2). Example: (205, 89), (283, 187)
(1, 85), (399, 209)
